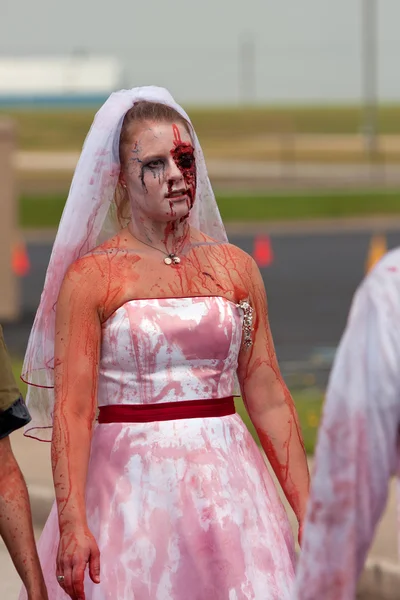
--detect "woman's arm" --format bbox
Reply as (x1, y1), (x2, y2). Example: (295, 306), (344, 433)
(52, 259), (102, 599)
(0, 326), (46, 598)
(0, 436), (48, 600)
(237, 257), (310, 534)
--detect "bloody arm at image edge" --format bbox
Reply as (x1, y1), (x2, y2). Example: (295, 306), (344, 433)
(0, 437), (48, 599)
(237, 258), (310, 528)
(0, 328), (48, 598)
(294, 273), (400, 600)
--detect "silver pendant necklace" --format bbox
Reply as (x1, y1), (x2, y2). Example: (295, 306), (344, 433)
(130, 231), (187, 266)
(163, 253), (181, 265)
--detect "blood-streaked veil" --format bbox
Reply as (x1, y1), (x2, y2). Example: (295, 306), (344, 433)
(22, 86), (228, 441)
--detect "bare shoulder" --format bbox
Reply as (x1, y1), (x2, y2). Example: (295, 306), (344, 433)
(225, 242), (253, 263)
(64, 233), (131, 282)
(64, 253), (104, 284)
(213, 241), (255, 271)
(58, 232), (139, 312)
(59, 250), (113, 303)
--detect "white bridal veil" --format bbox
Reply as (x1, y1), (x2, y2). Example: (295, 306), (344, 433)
(22, 86), (228, 440)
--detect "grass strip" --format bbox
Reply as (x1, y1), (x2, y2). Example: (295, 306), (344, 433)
(20, 190), (400, 229)
(4, 104), (400, 151)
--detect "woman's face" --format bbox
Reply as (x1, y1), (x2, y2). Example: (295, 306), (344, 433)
(121, 120), (196, 223)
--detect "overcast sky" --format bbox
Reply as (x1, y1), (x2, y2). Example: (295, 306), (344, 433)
(1, 0), (400, 105)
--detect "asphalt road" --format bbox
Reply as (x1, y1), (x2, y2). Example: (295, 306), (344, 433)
(4, 229), (400, 385)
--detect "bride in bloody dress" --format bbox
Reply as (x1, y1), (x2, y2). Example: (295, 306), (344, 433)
(20, 87), (309, 600)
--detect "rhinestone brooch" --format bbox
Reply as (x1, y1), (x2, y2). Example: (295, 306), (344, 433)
(236, 299), (254, 349)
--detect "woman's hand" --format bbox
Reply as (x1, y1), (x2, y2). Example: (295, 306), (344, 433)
(56, 524), (100, 600)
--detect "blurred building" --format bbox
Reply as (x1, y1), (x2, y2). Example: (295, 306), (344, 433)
(0, 56), (121, 106)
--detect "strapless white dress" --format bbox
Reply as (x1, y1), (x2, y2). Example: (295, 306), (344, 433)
(21, 297), (295, 599)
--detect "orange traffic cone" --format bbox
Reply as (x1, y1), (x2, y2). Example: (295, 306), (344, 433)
(365, 234), (387, 274)
(12, 242), (30, 277)
(253, 235), (274, 268)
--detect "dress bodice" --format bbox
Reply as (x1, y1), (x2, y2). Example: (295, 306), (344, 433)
(32, 296), (296, 600)
(98, 296), (243, 406)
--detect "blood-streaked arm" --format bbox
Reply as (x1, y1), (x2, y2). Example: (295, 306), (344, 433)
(52, 258), (101, 530)
(294, 270), (400, 600)
(0, 436), (48, 600)
(237, 258), (310, 529)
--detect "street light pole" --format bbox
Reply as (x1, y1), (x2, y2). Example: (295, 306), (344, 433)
(362, 0), (378, 160)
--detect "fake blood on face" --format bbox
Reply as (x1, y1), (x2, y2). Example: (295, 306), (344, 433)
(170, 124), (197, 212)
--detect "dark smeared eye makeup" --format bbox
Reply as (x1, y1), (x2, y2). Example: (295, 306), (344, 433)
(146, 159), (165, 170)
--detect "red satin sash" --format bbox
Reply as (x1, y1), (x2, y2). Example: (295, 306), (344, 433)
(98, 397), (235, 423)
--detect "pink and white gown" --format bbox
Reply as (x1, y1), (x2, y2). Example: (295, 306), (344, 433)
(25, 296), (295, 599)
